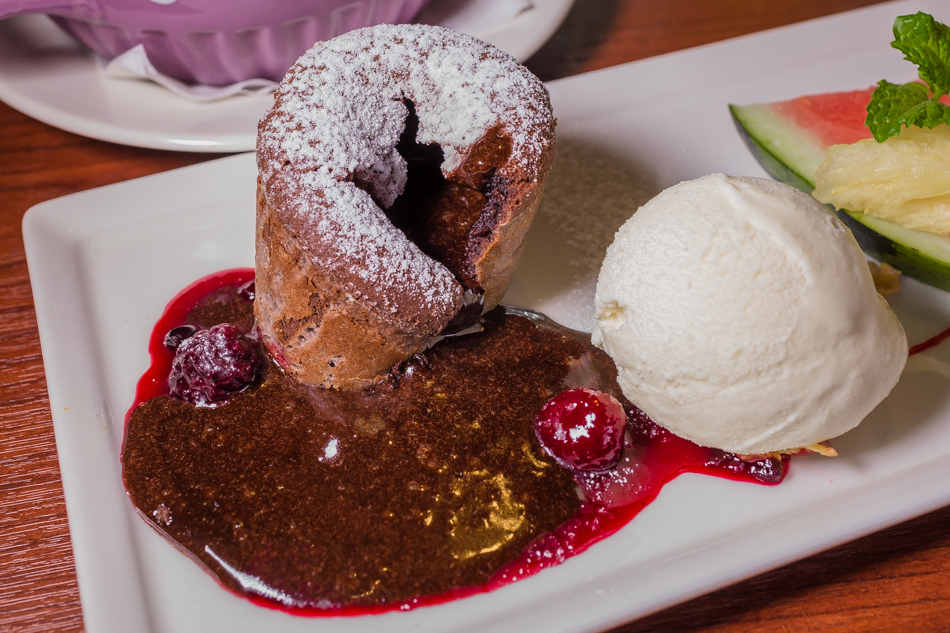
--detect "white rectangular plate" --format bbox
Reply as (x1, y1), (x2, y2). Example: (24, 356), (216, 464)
(23, 1), (950, 632)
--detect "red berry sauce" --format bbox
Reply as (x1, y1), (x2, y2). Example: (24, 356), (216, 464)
(910, 326), (950, 356)
(122, 269), (788, 616)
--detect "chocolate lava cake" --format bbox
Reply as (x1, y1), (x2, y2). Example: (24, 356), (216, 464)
(254, 24), (556, 389)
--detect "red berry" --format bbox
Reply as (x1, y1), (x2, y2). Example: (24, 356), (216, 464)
(534, 388), (627, 472)
(169, 323), (262, 406)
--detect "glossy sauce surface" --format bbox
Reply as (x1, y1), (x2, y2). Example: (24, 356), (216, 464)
(122, 270), (785, 615)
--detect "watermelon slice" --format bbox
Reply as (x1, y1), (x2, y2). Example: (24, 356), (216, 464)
(730, 88), (950, 292)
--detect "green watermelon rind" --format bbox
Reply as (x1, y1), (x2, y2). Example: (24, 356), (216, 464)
(729, 102), (950, 292)
(839, 212), (950, 291)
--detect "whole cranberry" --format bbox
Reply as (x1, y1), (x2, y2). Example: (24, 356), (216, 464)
(168, 323), (262, 406)
(535, 388), (627, 472)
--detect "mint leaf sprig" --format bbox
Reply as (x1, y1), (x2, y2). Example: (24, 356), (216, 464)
(866, 12), (950, 142)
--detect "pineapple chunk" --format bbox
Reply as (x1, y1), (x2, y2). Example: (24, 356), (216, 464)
(814, 124), (950, 236)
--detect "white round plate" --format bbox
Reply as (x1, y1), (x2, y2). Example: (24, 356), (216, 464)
(0, 0), (573, 152)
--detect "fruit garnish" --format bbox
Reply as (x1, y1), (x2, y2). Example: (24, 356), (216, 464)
(168, 323), (262, 406)
(866, 12), (950, 141)
(729, 83), (950, 291)
(534, 388), (627, 472)
(814, 123), (950, 236)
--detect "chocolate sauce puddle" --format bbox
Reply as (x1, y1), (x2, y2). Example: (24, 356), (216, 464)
(122, 269), (788, 615)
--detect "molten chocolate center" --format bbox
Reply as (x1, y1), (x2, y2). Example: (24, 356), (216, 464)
(385, 101), (512, 295)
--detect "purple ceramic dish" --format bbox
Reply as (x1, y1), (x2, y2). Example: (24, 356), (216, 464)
(0, 0), (431, 85)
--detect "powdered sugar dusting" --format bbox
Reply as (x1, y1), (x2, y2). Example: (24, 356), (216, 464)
(257, 23), (553, 318)
(258, 24), (552, 190)
(273, 171), (459, 317)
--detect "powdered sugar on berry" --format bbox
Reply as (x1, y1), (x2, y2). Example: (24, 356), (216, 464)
(169, 324), (262, 406)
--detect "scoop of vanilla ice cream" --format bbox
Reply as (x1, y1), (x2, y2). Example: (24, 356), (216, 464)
(592, 173), (907, 454)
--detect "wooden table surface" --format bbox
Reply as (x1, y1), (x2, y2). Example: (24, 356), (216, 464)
(5, 0), (950, 631)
